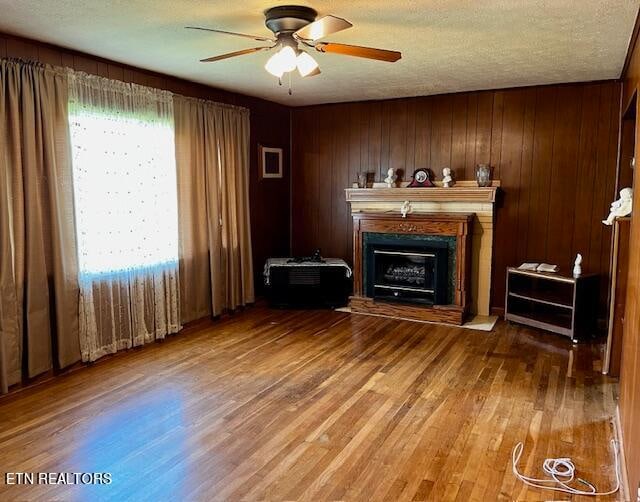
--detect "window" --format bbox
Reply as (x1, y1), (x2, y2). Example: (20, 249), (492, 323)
(69, 105), (179, 278)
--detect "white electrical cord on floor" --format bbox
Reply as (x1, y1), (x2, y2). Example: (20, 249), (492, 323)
(512, 440), (621, 496)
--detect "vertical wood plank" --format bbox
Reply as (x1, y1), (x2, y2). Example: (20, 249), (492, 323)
(548, 86), (582, 268)
(379, 101), (392, 180)
(291, 110), (302, 255)
(475, 92), (493, 167)
(6, 38), (38, 60)
(572, 84), (602, 268)
(107, 64), (125, 81)
(96, 61), (109, 78)
(588, 84), (614, 277)
(515, 88), (538, 264)
(430, 95), (453, 175)
(388, 99), (408, 176)
(526, 87), (557, 261)
(122, 67), (134, 83)
(316, 106), (333, 253)
(404, 98), (417, 178)
(60, 51), (74, 68)
(464, 93), (479, 181)
(618, 116), (636, 192)
(331, 104), (350, 260)
(489, 91), (505, 180)
(450, 94), (468, 180)
(368, 102), (383, 181)
(37, 45), (62, 66)
(291, 110), (312, 255)
(493, 89), (526, 304)
(413, 98), (432, 171)
(73, 55), (98, 74)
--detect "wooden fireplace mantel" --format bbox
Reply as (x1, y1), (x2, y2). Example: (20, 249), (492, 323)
(345, 182), (500, 317)
(346, 186), (498, 204)
(351, 212), (474, 325)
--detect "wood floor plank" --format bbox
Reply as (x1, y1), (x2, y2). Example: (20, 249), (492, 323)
(0, 307), (621, 501)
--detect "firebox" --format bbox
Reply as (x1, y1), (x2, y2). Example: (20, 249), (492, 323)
(364, 233), (452, 306)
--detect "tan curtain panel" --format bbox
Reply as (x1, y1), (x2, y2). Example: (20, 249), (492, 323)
(0, 59), (80, 393)
(174, 98), (212, 321)
(175, 96), (254, 321)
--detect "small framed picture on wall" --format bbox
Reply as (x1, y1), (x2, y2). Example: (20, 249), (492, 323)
(259, 145), (283, 179)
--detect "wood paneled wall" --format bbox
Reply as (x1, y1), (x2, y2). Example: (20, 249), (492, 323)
(620, 17), (640, 497)
(0, 32), (290, 292)
(291, 82), (621, 315)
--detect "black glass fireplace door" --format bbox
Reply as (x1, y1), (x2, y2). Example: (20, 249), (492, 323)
(368, 246), (448, 305)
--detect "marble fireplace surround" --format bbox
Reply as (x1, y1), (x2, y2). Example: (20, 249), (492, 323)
(345, 182), (500, 316)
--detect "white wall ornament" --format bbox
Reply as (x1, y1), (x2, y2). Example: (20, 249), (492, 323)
(602, 187), (633, 225)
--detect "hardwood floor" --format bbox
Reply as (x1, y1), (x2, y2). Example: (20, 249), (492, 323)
(0, 307), (620, 501)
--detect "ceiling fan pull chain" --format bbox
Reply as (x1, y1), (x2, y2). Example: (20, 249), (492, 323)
(288, 72), (293, 95)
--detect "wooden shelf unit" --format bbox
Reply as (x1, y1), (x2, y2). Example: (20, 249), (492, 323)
(504, 267), (599, 342)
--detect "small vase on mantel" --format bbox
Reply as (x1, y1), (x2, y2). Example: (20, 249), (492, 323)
(475, 164), (492, 187)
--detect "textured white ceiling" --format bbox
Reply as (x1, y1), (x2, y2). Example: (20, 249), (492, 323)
(0, 1), (638, 106)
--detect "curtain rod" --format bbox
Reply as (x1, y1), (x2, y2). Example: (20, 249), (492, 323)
(1, 56), (249, 114)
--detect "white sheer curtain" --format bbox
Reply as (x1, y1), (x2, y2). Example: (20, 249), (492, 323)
(68, 72), (181, 362)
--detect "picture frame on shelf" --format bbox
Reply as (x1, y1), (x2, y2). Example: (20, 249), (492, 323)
(259, 145), (283, 179)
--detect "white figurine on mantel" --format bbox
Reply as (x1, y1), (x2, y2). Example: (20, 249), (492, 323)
(573, 253), (583, 278)
(442, 167), (453, 188)
(400, 200), (412, 218)
(602, 187), (633, 225)
(384, 168), (397, 188)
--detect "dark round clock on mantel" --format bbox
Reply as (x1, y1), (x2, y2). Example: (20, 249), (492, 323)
(407, 168), (434, 187)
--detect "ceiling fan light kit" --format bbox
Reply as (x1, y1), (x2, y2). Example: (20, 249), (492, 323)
(265, 45), (297, 77)
(186, 4), (402, 92)
(296, 51), (320, 77)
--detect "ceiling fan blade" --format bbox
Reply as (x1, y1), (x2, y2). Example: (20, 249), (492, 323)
(200, 46), (271, 63)
(315, 42), (401, 62)
(294, 15), (352, 41)
(186, 26), (274, 43)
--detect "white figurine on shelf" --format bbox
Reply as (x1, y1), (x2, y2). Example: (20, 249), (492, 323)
(384, 168), (397, 188)
(400, 200), (412, 218)
(442, 167), (453, 188)
(573, 253), (582, 278)
(602, 187), (633, 225)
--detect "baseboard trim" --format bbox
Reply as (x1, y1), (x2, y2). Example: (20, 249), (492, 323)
(615, 404), (632, 501)
(491, 306), (504, 317)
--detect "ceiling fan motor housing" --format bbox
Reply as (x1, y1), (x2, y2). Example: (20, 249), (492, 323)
(264, 5), (317, 35)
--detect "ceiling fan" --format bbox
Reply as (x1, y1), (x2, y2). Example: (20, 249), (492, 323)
(186, 5), (401, 83)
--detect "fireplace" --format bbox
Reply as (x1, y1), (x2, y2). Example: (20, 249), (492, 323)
(364, 234), (450, 306)
(349, 212), (474, 325)
(346, 184), (499, 316)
